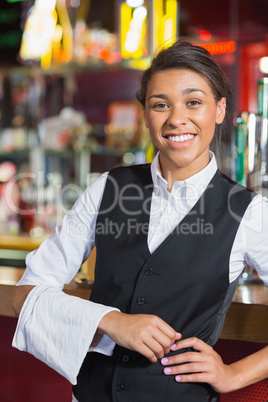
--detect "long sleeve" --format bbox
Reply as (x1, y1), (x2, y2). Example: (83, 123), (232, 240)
(12, 172), (119, 384)
(12, 285), (119, 385)
(229, 193), (268, 286)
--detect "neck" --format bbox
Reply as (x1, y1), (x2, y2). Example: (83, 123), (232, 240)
(158, 153), (211, 191)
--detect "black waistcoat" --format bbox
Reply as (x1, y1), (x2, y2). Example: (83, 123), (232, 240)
(73, 164), (254, 402)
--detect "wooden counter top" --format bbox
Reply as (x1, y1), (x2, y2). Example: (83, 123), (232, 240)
(0, 267), (92, 318)
(220, 284), (268, 343)
(0, 235), (46, 251)
(0, 266), (267, 343)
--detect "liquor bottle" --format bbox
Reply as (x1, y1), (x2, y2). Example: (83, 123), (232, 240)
(235, 112), (248, 186)
(257, 78), (268, 195)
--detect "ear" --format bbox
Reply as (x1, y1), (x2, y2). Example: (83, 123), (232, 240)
(143, 108), (149, 128)
(216, 97), (226, 124)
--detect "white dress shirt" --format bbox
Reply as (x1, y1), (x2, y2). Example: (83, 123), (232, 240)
(13, 152), (268, 387)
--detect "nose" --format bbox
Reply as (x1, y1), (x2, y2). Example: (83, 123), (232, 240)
(166, 106), (187, 127)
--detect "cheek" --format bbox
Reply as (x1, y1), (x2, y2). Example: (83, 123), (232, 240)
(198, 111), (218, 133)
(145, 116), (157, 133)
(147, 113), (166, 131)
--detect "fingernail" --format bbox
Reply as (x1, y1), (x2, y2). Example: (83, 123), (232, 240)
(175, 376), (181, 382)
(161, 358), (168, 364)
(164, 368), (171, 374)
(170, 344), (176, 350)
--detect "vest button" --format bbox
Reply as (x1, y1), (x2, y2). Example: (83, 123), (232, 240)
(145, 267), (154, 276)
(115, 384), (124, 392)
(137, 297), (145, 305)
(122, 354), (129, 362)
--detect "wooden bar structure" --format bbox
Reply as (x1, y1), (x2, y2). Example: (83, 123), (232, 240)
(0, 235), (267, 343)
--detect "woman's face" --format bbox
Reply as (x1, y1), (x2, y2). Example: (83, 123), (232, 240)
(143, 69), (226, 182)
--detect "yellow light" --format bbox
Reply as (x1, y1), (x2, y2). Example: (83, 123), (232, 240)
(164, 0), (177, 45)
(124, 57), (151, 70)
(120, 2), (132, 58)
(19, 1), (57, 63)
(56, 0), (73, 63)
(152, 0), (177, 52)
(152, 0), (163, 52)
(121, 4), (147, 59)
(120, 0), (178, 59)
(40, 49), (52, 69)
(163, 17), (173, 43)
(53, 24), (63, 43)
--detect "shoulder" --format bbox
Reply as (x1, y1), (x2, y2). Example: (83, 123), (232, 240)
(216, 171), (255, 198)
(243, 193), (268, 228)
(214, 171), (257, 218)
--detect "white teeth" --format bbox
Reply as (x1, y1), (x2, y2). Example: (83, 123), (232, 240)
(167, 134), (195, 142)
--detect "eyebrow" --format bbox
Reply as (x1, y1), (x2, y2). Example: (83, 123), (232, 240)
(147, 88), (207, 101)
(183, 88), (207, 96)
(147, 94), (168, 101)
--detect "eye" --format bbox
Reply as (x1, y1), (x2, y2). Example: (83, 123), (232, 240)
(152, 103), (169, 110)
(187, 100), (202, 107)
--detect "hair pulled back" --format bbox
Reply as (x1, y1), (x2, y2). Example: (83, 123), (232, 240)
(136, 39), (232, 153)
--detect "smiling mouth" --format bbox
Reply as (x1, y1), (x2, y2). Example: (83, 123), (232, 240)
(165, 134), (196, 143)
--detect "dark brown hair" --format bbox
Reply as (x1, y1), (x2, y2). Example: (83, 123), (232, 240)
(136, 39), (232, 154)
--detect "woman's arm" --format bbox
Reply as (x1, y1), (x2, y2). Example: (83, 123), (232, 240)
(161, 337), (268, 393)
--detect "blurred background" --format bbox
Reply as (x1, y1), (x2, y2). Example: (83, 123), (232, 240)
(0, 0), (268, 244)
(0, 5), (267, 401)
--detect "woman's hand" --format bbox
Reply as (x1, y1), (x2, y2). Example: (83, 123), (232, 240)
(98, 311), (182, 363)
(161, 337), (236, 393)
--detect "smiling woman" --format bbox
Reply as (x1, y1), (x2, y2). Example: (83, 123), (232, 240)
(12, 40), (268, 402)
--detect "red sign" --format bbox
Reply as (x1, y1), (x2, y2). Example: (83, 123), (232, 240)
(196, 41), (236, 55)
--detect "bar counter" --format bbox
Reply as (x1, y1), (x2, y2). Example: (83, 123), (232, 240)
(0, 234), (46, 251)
(0, 265), (267, 343)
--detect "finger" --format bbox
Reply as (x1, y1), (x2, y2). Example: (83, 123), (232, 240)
(170, 337), (211, 353)
(170, 332), (183, 351)
(174, 372), (209, 383)
(144, 333), (177, 359)
(155, 319), (178, 341)
(151, 331), (182, 355)
(153, 335), (174, 355)
(161, 351), (206, 367)
(137, 342), (159, 363)
(141, 329), (180, 360)
(136, 318), (175, 355)
(163, 359), (212, 375)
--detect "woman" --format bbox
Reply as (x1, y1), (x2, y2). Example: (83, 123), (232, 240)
(13, 40), (268, 401)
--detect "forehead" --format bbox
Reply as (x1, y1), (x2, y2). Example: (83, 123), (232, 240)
(146, 69), (213, 96)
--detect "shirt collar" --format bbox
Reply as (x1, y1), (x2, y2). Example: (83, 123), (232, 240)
(150, 151), (218, 204)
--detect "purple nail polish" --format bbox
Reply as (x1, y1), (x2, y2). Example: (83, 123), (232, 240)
(164, 368), (172, 374)
(175, 376), (181, 382)
(171, 344), (176, 350)
(161, 358), (168, 364)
